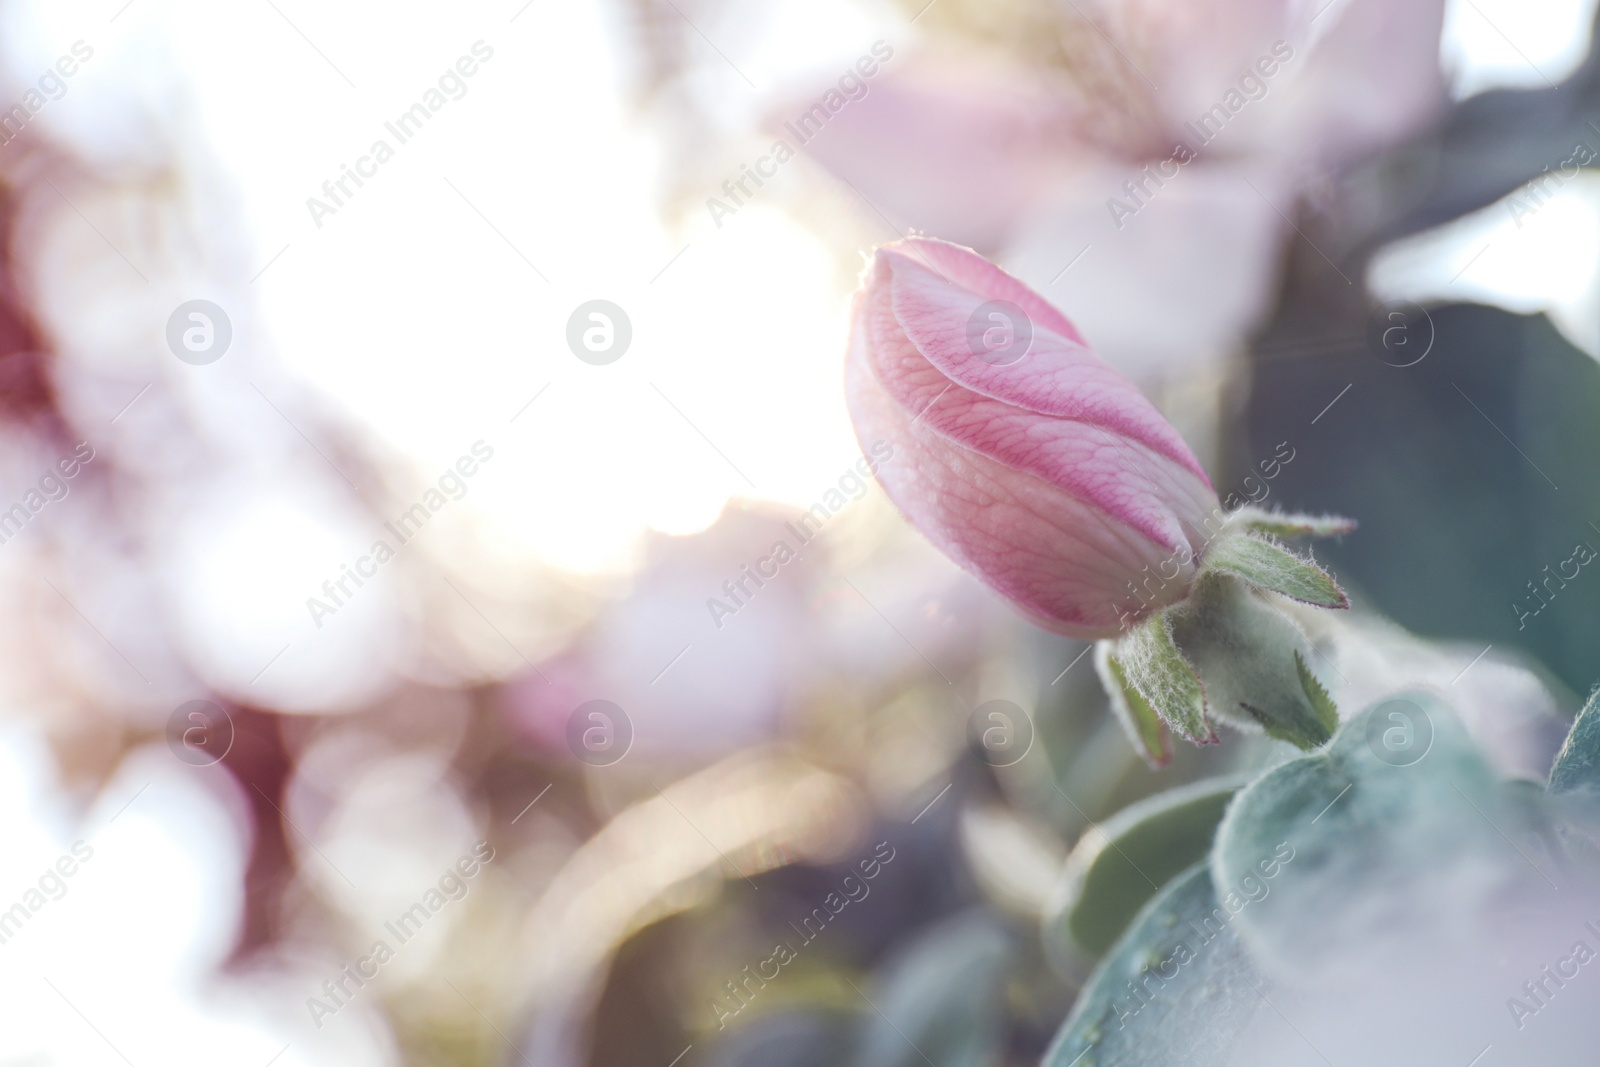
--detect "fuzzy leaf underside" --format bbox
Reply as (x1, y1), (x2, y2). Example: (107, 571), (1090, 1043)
(1210, 696), (1571, 981)
(1041, 863), (1265, 1067)
(1549, 686), (1600, 796)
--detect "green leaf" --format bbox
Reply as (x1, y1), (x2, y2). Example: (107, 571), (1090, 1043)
(1226, 506), (1357, 539)
(1041, 864), (1266, 1067)
(1115, 613), (1214, 745)
(1200, 533), (1349, 609)
(1294, 651), (1339, 736)
(1043, 776), (1246, 971)
(1211, 695), (1564, 981)
(1094, 643), (1171, 767)
(1166, 575), (1335, 751)
(855, 911), (1012, 1067)
(1549, 686), (1600, 795)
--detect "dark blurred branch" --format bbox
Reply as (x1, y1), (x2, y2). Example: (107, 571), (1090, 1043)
(1333, 4), (1600, 257)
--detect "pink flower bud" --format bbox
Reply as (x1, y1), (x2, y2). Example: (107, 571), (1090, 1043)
(845, 238), (1221, 638)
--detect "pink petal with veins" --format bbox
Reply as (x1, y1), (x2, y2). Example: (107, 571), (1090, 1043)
(846, 238), (1221, 637)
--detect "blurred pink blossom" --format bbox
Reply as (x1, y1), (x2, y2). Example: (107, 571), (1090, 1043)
(794, 0), (1447, 378)
(846, 237), (1219, 638)
(501, 511), (816, 764)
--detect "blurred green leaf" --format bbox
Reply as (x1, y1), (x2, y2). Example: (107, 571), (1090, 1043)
(1043, 775), (1245, 969)
(709, 1011), (856, 1067)
(1211, 695), (1561, 980)
(1041, 863), (1266, 1067)
(1243, 304), (1600, 698)
(852, 911), (1013, 1067)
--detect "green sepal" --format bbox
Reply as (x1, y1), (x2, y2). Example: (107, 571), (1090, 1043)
(1115, 612), (1215, 746)
(1167, 575), (1335, 751)
(1200, 532), (1349, 609)
(1094, 643), (1171, 767)
(1294, 650), (1339, 736)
